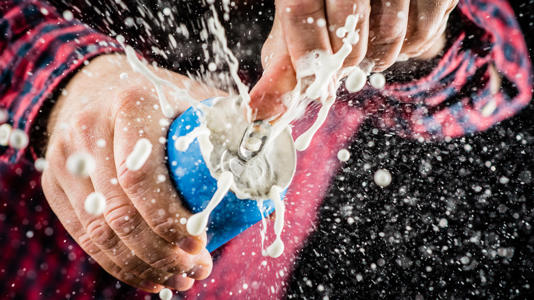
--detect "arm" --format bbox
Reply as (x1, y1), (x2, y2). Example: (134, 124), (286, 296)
(0, 0), (121, 163)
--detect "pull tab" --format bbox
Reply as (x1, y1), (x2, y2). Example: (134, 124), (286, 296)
(237, 121), (272, 162)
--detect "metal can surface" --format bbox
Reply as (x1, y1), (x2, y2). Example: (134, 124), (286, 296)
(166, 97), (296, 251)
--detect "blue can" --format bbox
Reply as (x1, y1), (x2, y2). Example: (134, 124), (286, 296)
(166, 97), (296, 252)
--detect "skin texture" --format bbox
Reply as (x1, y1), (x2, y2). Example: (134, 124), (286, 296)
(42, 54), (223, 292)
(249, 0), (459, 120)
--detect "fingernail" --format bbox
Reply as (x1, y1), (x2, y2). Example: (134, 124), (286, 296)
(164, 273), (187, 290)
(178, 237), (202, 254)
(139, 280), (158, 291)
(187, 265), (203, 277)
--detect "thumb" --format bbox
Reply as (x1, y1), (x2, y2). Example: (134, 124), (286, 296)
(249, 17), (297, 121)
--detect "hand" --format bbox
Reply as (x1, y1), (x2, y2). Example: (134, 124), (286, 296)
(249, 0), (458, 120)
(41, 54), (221, 292)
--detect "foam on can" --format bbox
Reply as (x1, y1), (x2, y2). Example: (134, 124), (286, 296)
(167, 96), (296, 252)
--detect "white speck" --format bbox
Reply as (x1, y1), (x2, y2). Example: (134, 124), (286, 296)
(62, 10), (74, 21)
(369, 73), (386, 89)
(163, 7), (171, 15)
(337, 149), (350, 162)
(306, 17), (314, 24)
(499, 176), (510, 184)
(116, 35), (125, 44)
(119, 72), (128, 80)
(356, 273), (363, 281)
(26, 231), (34, 238)
(345, 67), (367, 93)
(317, 284), (324, 292)
(242, 283), (248, 290)
(110, 178), (118, 185)
(316, 18), (326, 27)
(126, 138), (152, 171)
(159, 288), (173, 300)
(481, 100), (497, 117)
(208, 62), (217, 72)
(460, 256), (470, 265)
(9, 129), (29, 149)
(397, 11), (405, 19)
(336, 27), (347, 38)
(438, 218), (448, 228)
(40, 8), (49, 15)
(374, 169), (392, 187)
(96, 139), (106, 148)
(157, 174), (166, 183)
(0, 123), (12, 146)
(34, 158), (48, 172)
(66, 152), (95, 177)
(180, 217), (187, 225)
(347, 217), (354, 225)
(84, 192), (106, 215)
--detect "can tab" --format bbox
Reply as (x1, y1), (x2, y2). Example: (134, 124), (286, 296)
(237, 121), (271, 162)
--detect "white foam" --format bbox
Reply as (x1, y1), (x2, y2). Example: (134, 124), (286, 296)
(159, 288), (173, 300)
(125, 138), (152, 171)
(84, 192), (106, 215)
(345, 67), (366, 93)
(337, 149), (350, 162)
(187, 171), (234, 236)
(263, 186), (285, 258)
(369, 73), (386, 89)
(34, 158), (48, 172)
(0, 123), (11, 146)
(374, 169), (392, 187)
(175, 126), (210, 151)
(66, 152), (95, 177)
(9, 129), (28, 149)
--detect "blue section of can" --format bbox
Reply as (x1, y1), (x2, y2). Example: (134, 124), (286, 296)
(166, 98), (278, 252)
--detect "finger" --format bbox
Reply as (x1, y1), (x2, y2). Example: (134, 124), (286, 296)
(249, 15), (296, 121)
(409, 16), (448, 59)
(41, 171), (161, 293)
(401, 0), (457, 56)
(112, 88), (208, 254)
(366, 0), (410, 71)
(325, 0), (370, 67)
(277, 0), (333, 68)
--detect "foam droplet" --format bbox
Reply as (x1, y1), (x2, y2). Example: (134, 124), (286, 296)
(0, 123), (12, 146)
(374, 169), (392, 187)
(265, 238), (284, 258)
(337, 149), (350, 162)
(369, 73), (386, 89)
(67, 152), (95, 177)
(84, 192), (106, 215)
(9, 129), (28, 149)
(126, 138), (152, 171)
(34, 158), (48, 172)
(159, 288), (173, 300)
(186, 213), (208, 236)
(345, 67), (366, 93)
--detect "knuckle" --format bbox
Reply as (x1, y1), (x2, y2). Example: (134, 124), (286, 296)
(152, 216), (182, 242)
(78, 233), (102, 256)
(280, 0), (324, 18)
(105, 203), (143, 239)
(86, 218), (120, 251)
(374, 25), (405, 45)
(117, 164), (147, 196)
(148, 253), (190, 274)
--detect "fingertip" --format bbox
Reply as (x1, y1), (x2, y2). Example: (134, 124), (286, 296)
(138, 280), (164, 293)
(164, 274), (195, 291)
(177, 235), (206, 255)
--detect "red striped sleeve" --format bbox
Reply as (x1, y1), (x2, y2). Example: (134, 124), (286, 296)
(0, 0), (122, 164)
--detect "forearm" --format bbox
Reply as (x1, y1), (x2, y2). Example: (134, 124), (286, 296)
(0, 0), (122, 164)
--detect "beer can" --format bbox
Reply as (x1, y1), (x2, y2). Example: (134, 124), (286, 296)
(166, 97), (296, 252)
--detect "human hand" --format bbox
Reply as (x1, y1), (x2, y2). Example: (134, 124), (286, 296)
(249, 0), (458, 120)
(41, 54), (221, 292)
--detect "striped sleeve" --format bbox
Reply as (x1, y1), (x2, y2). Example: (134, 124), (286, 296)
(0, 0), (122, 164)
